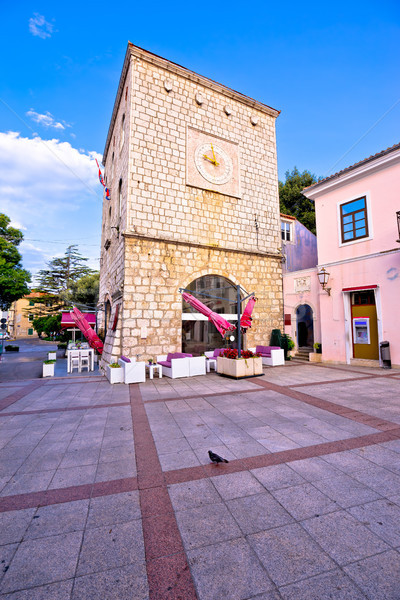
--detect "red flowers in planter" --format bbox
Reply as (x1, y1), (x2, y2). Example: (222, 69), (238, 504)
(221, 349), (260, 359)
(222, 348), (238, 359)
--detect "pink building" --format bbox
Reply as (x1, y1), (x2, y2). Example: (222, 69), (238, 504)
(283, 143), (400, 368)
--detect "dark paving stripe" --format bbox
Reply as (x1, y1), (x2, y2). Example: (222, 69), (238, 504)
(288, 375), (377, 388)
(0, 477), (138, 513)
(129, 384), (198, 600)
(142, 386), (266, 404)
(0, 381), (44, 412)
(0, 401), (130, 418)
(165, 427), (400, 486)
(43, 376), (106, 385)
(252, 377), (399, 431)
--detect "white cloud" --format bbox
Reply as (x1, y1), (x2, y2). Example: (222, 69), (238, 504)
(29, 14), (54, 39)
(26, 109), (67, 130)
(9, 220), (27, 231)
(0, 131), (103, 279)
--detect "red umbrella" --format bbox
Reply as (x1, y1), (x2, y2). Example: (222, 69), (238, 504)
(182, 292), (236, 338)
(240, 296), (256, 331)
(70, 307), (104, 354)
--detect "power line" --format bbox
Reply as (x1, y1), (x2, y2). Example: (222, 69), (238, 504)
(24, 237), (100, 246)
(325, 98), (400, 176)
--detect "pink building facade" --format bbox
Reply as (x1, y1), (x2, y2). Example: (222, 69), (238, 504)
(284, 143), (400, 367)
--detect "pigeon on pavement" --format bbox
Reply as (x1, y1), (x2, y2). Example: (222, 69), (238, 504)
(208, 450), (229, 464)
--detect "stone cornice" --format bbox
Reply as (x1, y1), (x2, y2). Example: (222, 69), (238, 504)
(104, 42), (280, 161)
(122, 231), (282, 260)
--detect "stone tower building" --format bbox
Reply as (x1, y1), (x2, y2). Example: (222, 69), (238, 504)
(99, 43), (283, 364)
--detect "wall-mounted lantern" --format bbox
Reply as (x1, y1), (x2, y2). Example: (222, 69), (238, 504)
(396, 211), (400, 243)
(318, 267), (331, 296)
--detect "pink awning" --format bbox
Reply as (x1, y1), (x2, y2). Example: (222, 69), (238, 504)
(182, 292), (236, 338)
(240, 296), (256, 330)
(61, 312), (96, 329)
(70, 307), (103, 354)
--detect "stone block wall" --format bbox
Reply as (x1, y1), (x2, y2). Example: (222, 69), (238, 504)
(99, 44), (283, 365)
(118, 236), (282, 362)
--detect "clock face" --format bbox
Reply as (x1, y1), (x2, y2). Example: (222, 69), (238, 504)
(186, 127), (241, 198)
(194, 143), (234, 185)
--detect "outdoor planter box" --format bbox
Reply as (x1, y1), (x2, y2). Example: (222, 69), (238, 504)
(48, 351), (57, 360)
(42, 362), (55, 377)
(217, 356), (263, 379)
(309, 353), (323, 363)
(106, 364), (124, 384)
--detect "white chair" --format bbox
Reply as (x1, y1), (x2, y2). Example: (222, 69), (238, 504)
(118, 357), (146, 383)
(80, 350), (90, 372)
(69, 351), (80, 373)
(156, 355), (190, 379)
(188, 356), (206, 376)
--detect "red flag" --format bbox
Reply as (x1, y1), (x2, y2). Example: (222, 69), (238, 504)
(95, 159), (110, 200)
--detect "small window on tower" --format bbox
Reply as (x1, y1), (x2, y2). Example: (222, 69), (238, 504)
(120, 114), (125, 150)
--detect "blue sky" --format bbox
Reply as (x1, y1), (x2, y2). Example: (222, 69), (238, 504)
(1, 0), (399, 282)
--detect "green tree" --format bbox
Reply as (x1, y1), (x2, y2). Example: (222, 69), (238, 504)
(32, 314), (62, 339)
(279, 167), (319, 235)
(0, 214), (31, 310)
(36, 245), (95, 306)
(70, 272), (99, 309)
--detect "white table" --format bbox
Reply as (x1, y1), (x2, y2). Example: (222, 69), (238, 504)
(146, 363), (162, 379)
(206, 358), (217, 372)
(67, 348), (94, 373)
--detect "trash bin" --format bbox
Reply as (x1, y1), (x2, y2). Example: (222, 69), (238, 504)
(380, 341), (391, 369)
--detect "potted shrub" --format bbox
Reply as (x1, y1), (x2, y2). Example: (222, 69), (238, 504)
(106, 362), (124, 384)
(217, 348), (263, 379)
(48, 351), (57, 360)
(284, 335), (295, 360)
(310, 342), (323, 363)
(43, 359), (56, 377)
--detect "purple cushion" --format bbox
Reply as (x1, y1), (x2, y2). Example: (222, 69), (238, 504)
(158, 360), (171, 368)
(120, 355), (131, 363)
(166, 352), (192, 361)
(213, 348), (224, 358)
(256, 345), (281, 357)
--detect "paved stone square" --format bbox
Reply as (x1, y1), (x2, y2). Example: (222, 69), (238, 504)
(1, 362), (400, 599)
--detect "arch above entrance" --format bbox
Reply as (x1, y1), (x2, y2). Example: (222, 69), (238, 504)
(181, 274), (243, 355)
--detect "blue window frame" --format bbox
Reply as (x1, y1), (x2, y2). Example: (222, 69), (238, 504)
(340, 196), (368, 243)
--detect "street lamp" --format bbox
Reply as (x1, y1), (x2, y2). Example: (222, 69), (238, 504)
(318, 267), (331, 296)
(396, 211), (400, 243)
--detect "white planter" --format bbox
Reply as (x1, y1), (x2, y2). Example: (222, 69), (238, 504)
(48, 351), (57, 360)
(217, 356), (262, 378)
(42, 363), (55, 377)
(106, 365), (124, 384)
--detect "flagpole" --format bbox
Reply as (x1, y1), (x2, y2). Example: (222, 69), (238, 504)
(237, 285), (242, 358)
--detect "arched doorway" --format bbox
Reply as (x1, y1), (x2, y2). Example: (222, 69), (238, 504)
(296, 304), (314, 348)
(182, 274), (242, 355)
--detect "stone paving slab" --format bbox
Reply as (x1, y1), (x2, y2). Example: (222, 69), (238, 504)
(1, 362), (400, 599)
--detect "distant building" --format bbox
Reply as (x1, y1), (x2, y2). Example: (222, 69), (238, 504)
(98, 43), (283, 364)
(281, 213), (318, 273)
(284, 143), (400, 367)
(9, 291), (53, 339)
(281, 215), (319, 349)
